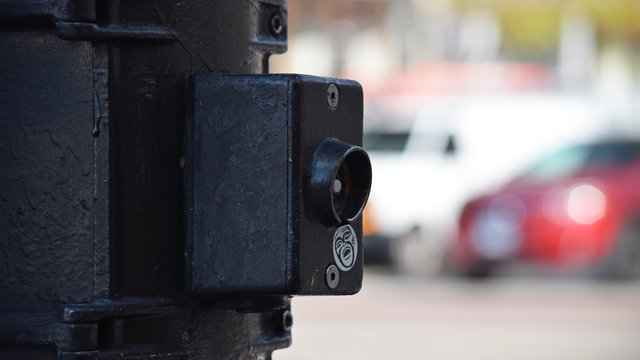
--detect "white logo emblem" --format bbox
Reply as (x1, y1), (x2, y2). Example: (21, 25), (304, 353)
(333, 225), (358, 271)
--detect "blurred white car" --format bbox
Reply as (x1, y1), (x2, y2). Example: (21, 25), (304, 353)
(363, 94), (607, 275)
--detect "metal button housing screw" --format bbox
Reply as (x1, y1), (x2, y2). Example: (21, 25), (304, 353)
(326, 264), (340, 289)
(327, 84), (339, 109)
(270, 13), (284, 35)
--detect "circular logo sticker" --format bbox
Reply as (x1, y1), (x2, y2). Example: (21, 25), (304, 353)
(333, 225), (358, 271)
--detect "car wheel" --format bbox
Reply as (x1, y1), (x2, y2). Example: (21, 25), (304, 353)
(390, 227), (442, 277)
(462, 261), (495, 279)
(597, 217), (640, 279)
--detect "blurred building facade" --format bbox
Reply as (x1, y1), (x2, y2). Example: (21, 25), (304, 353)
(272, 0), (640, 134)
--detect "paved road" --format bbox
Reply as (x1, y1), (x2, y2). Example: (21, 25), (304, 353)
(275, 271), (640, 360)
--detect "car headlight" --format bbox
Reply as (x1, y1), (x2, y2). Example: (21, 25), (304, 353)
(566, 183), (606, 225)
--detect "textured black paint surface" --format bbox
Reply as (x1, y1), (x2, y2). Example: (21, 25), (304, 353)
(186, 75), (291, 294)
(1, 0), (294, 359)
(0, 31), (95, 312)
(109, 0), (286, 299)
(186, 75), (364, 296)
(294, 76), (364, 295)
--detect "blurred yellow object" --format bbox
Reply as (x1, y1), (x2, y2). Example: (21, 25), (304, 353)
(362, 203), (378, 237)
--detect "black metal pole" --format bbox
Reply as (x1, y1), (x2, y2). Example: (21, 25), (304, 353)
(0, 1), (293, 358)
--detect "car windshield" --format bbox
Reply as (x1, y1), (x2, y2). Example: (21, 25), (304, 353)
(522, 141), (640, 181)
(364, 132), (410, 152)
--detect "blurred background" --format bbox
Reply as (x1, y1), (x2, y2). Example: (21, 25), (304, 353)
(272, 0), (640, 359)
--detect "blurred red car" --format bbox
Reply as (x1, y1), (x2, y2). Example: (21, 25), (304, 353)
(449, 140), (640, 278)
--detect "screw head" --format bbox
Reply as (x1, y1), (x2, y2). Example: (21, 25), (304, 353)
(270, 13), (284, 35)
(281, 310), (293, 331)
(326, 264), (340, 289)
(327, 84), (339, 109)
